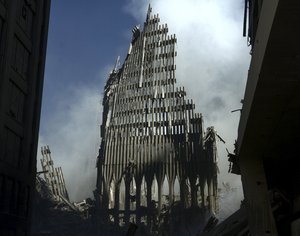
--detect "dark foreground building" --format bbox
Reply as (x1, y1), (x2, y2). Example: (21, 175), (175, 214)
(205, 1), (300, 235)
(0, 0), (51, 235)
(237, 0), (300, 235)
(95, 6), (219, 232)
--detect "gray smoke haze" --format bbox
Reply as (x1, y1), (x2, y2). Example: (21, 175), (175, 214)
(125, 0), (250, 217)
(38, 66), (112, 201)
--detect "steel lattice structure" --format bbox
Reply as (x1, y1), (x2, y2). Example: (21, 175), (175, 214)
(95, 6), (218, 226)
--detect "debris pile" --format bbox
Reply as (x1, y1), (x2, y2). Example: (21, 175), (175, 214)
(31, 147), (96, 236)
(31, 176), (93, 236)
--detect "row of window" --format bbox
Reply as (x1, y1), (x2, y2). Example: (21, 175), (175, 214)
(17, 0), (35, 39)
(107, 122), (202, 138)
(130, 37), (176, 56)
(140, 35), (176, 50)
(0, 174), (29, 218)
(143, 23), (168, 38)
(115, 97), (191, 115)
(124, 60), (175, 78)
(116, 92), (187, 107)
(123, 63), (176, 76)
(11, 36), (30, 79)
(129, 31), (175, 64)
(0, 126), (22, 168)
(119, 76), (176, 92)
(0, 3), (32, 78)
(7, 80), (26, 123)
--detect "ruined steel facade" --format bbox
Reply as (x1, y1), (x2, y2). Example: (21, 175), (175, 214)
(40, 146), (69, 202)
(96, 6), (218, 226)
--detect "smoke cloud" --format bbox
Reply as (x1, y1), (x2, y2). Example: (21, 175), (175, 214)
(38, 66), (113, 201)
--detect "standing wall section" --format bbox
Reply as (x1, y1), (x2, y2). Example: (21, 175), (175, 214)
(96, 6), (218, 226)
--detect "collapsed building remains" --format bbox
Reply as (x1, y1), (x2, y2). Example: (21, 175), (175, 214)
(32, 146), (96, 236)
(95, 5), (219, 229)
(40, 146), (70, 203)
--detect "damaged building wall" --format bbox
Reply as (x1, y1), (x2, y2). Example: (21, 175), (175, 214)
(95, 5), (219, 228)
(40, 146), (70, 202)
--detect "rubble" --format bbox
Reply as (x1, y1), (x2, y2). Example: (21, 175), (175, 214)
(31, 147), (97, 236)
(31, 176), (96, 236)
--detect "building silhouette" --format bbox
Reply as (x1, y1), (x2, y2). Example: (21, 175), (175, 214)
(0, 0), (51, 235)
(95, 5), (219, 229)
